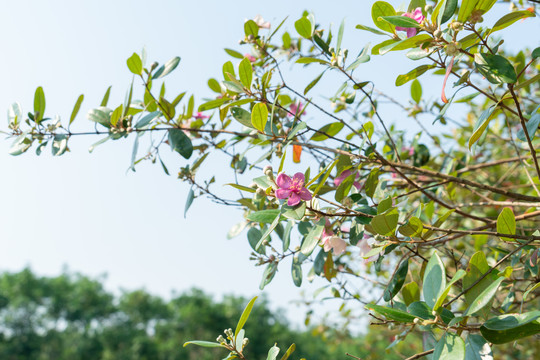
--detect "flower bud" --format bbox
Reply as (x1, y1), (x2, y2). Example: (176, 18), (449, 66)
(255, 187), (266, 198)
(413, 317), (421, 324)
(216, 335), (226, 344)
(469, 10), (484, 24)
(449, 21), (463, 32)
(433, 29), (443, 39)
(242, 338), (249, 347)
(445, 41), (460, 56)
(424, 4), (433, 14)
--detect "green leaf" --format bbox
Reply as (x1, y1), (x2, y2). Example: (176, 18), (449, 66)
(464, 276), (505, 316)
(239, 58), (253, 88)
(235, 296), (258, 338)
(184, 188), (194, 218)
(336, 18), (345, 53)
(433, 333), (465, 360)
(291, 256), (303, 287)
(135, 111), (160, 129)
(301, 224), (324, 256)
(465, 334), (493, 360)
(247, 209), (281, 223)
(411, 79), (422, 103)
(496, 207), (516, 241)
(408, 301), (435, 320)
(533, 47), (540, 59)
(267, 344), (280, 360)
(516, 111), (540, 141)
(100, 86), (112, 107)
(371, 208), (399, 236)
(280, 343), (296, 360)
(126, 53), (143, 75)
(230, 107), (256, 129)
(294, 16), (313, 38)
(153, 56), (181, 79)
(480, 311), (540, 344)
(383, 259), (408, 301)
(355, 24), (388, 36)
(401, 282), (420, 306)
(110, 104), (123, 127)
(310, 122), (344, 141)
(378, 34), (432, 55)
(52, 134), (68, 156)
(468, 106), (496, 150)
(224, 48), (244, 59)
(440, 0), (458, 25)
(304, 71), (325, 95)
(33, 86), (46, 123)
(198, 97), (230, 112)
(379, 15), (420, 28)
(69, 95), (84, 125)
(168, 128), (193, 159)
(396, 65), (435, 86)
(474, 53), (517, 84)
(345, 54), (370, 71)
(463, 252), (495, 318)
(260, 262), (277, 290)
(371, 1), (396, 33)
(423, 252), (446, 308)
(433, 269), (466, 310)
(365, 304), (416, 323)
(458, 0), (480, 22)
(244, 20), (259, 37)
(282, 202), (306, 220)
(183, 341), (225, 348)
(87, 107), (111, 128)
(477, 0), (498, 13)
(398, 216), (424, 237)
(251, 103), (268, 132)
(490, 10), (536, 34)
(295, 57), (329, 65)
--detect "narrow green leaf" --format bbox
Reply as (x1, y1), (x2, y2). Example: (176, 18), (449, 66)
(480, 311), (540, 344)
(383, 259), (409, 301)
(235, 296), (258, 338)
(355, 24), (388, 36)
(468, 106), (496, 150)
(458, 0), (480, 22)
(396, 65), (435, 86)
(198, 97), (230, 112)
(304, 71), (324, 95)
(411, 79), (422, 103)
(433, 269), (466, 310)
(224, 48), (244, 59)
(379, 15), (420, 28)
(100, 86), (111, 107)
(267, 344), (280, 360)
(365, 303), (416, 323)
(310, 122), (344, 141)
(280, 343), (296, 360)
(183, 341), (225, 348)
(247, 209), (281, 223)
(184, 188), (194, 218)
(301, 224), (324, 256)
(33, 86), (46, 123)
(153, 56), (181, 79)
(69, 95), (84, 125)
(490, 10), (536, 34)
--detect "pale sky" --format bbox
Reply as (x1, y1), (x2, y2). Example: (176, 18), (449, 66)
(0, 0), (535, 327)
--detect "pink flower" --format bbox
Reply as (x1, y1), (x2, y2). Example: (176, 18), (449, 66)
(402, 146), (415, 156)
(334, 169), (362, 190)
(288, 102), (305, 118)
(275, 172), (312, 206)
(358, 237), (378, 264)
(253, 15), (271, 29)
(244, 54), (256, 62)
(395, 8), (424, 38)
(323, 236), (348, 256)
(193, 112), (209, 120)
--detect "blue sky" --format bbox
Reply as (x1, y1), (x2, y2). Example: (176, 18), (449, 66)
(0, 0), (536, 326)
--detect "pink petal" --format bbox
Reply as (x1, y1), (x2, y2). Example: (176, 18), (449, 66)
(287, 192), (301, 206)
(328, 236), (347, 256)
(275, 189), (291, 200)
(292, 172), (305, 184)
(334, 170), (351, 187)
(353, 181), (362, 190)
(323, 237), (332, 252)
(276, 173), (292, 189)
(299, 187), (312, 201)
(406, 28), (417, 38)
